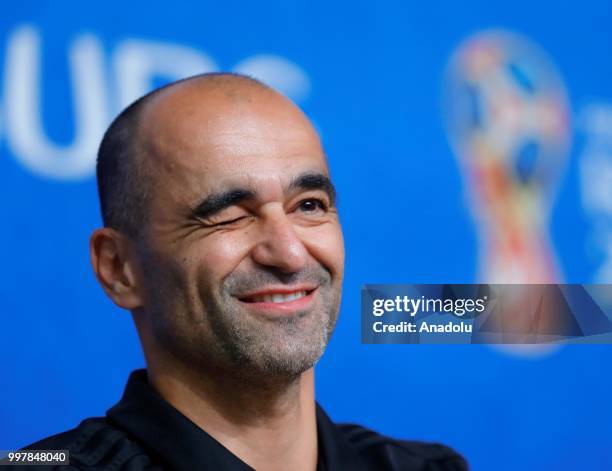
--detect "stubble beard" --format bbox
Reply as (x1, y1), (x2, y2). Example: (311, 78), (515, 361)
(147, 262), (341, 385)
(204, 268), (340, 382)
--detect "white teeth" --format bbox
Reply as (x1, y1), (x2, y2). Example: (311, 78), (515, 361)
(251, 291), (307, 303)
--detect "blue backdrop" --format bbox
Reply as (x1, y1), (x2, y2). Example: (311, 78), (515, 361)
(2, 1), (612, 470)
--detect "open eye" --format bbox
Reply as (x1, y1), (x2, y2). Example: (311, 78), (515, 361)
(297, 198), (327, 214)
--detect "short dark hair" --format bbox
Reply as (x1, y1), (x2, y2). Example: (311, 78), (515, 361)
(96, 72), (268, 239)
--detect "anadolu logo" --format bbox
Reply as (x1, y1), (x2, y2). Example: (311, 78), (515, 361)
(0, 24), (312, 180)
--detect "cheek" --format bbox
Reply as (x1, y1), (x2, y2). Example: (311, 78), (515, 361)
(299, 223), (345, 278)
(139, 249), (192, 317)
(189, 231), (254, 286)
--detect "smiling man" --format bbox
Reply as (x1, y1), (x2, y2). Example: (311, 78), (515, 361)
(18, 73), (468, 470)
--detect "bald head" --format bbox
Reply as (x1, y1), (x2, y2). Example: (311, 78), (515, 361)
(92, 71), (342, 386)
(96, 72), (315, 240)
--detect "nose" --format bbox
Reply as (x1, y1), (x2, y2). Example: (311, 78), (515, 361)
(251, 209), (309, 273)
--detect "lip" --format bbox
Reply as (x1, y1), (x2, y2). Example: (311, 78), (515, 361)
(236, 285), (318, 317)
(237, 284), (318, 299)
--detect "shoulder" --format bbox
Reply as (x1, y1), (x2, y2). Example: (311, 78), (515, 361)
(338, 423), (469, 471)
(7, 418), (159, 471)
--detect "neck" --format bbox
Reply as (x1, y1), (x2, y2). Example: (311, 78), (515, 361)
(147, 360), (318, 471)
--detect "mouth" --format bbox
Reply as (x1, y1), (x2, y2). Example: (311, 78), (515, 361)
(237, 286), (318, 316)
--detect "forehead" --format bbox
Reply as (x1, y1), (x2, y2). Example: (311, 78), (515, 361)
(139, 83), (328, 204)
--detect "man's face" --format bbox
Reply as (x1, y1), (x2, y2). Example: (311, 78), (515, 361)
(134, 83), (344, 380)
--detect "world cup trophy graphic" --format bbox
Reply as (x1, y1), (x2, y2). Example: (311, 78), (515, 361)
(443, 30), (572, 343)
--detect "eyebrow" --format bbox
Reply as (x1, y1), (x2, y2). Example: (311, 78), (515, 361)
(288, 172), (337, 206)
(189, 172), (337, 220)
(190, 188), (256, 220)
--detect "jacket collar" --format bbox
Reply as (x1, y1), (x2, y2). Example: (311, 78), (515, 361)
(106, 369), (365, 471)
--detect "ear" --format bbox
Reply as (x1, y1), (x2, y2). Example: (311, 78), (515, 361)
(89, 227), (145, 310)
